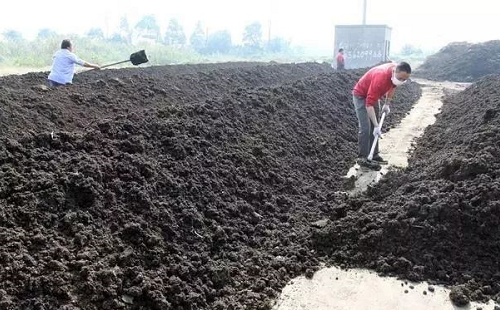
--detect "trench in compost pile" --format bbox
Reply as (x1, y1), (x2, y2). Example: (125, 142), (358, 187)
(273, 79), (487, 310)
(345, 79), (470, 196)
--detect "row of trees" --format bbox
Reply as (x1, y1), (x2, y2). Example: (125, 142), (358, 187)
(1, 16), (291, 55)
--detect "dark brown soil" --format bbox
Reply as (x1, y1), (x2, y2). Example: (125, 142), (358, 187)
(415, 41), (500, 82)
(314, 76), (500, 304)
(0, 62), (335, 138)
(0, 62), (421, 310)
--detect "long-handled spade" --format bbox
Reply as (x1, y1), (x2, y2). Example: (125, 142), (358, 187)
(100, 50), (149, 69)
(367, 111), (387, 162)
(84, 50), (149, 72)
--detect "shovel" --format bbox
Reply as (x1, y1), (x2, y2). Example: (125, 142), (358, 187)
(91, 50), (149, 70)
(367, 111), (386, 161)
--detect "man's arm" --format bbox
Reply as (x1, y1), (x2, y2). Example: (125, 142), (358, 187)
(380, 88), (396, 115)
(70, 53), (100, 70)
(385, 88), (396, 104)
(82, 62), (101, 70)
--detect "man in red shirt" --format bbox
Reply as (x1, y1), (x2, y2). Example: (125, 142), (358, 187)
(352, 62), (412, 169)
(336, 48), (345, 70)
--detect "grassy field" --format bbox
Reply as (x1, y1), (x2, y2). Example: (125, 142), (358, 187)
(0, 35), (330, 77)
(0, 38), (203, 67)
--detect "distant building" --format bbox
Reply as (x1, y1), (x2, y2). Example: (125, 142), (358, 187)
(334, 25), (392, 69)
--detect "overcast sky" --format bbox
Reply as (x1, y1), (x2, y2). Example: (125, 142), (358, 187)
(1, 0), (499, 54)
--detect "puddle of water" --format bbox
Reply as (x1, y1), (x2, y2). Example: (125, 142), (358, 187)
(273, 267), (495, 310)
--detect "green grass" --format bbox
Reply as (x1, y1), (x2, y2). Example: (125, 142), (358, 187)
(0, 36), (320, 71)
(0, 37), (202, 68)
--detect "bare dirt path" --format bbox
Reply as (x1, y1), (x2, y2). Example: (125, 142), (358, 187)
(273, 267), (495, 310)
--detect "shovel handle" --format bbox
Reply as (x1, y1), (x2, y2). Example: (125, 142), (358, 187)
(85, 59), (130, 72)
(78, 59), (132, 75)
(367, 112), (386, 161)
(100, 59), (131, 69)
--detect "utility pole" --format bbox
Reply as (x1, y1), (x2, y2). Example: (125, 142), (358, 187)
(363, 0), (367, 25)
(268, 19), (272, 47)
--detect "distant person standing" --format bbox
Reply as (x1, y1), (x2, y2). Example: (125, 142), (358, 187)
(47, 39), (100, 87)
(336, 48), (346, 70)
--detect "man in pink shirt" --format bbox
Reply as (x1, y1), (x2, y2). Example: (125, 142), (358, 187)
(336, 48), (345, 70)
(352, 62), (412, 169)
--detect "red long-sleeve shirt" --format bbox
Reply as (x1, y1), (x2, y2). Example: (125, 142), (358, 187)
(336, 53), (345, 64)
(353, 63), (396, 107)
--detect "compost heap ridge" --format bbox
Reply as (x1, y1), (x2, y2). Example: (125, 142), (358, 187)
(0, 63), (421, 310)
(0, 62), (336, 139)
(314, 75), (500, 305)
(415, 40), (500, 82)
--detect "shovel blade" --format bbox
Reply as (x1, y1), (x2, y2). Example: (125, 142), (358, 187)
(130, 50), (149, 66)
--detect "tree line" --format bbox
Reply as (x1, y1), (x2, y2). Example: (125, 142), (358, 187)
(1, 16), (292, 56)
